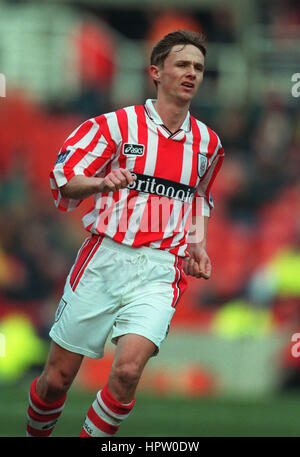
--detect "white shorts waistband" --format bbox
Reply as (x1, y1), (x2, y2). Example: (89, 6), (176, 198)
(92, 234), (177, 265)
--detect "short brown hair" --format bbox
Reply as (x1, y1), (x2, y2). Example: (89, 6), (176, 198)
(150, 29), (207, 68)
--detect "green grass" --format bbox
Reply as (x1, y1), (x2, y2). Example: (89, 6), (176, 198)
(1, 376), (300, 437)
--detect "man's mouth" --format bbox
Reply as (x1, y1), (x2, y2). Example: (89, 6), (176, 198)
(181, 82), (194, 89)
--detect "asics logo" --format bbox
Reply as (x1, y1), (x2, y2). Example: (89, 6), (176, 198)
(123, 143), (145, 156)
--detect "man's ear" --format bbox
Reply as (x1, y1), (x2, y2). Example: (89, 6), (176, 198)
(149, 65), (160, 85)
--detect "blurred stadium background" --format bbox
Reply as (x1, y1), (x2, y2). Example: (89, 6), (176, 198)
(0, 0), (300, 437)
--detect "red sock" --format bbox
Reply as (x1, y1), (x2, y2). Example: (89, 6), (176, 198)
(80, 384), (135, 437)
(26, 378), (66, 437)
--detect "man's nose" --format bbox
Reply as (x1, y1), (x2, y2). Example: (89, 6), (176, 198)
(186, 66), (196, 78)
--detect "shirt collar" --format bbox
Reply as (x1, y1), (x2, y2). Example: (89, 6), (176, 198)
(144, 99), (191, 133)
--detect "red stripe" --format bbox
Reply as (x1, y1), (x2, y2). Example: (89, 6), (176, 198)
(95, 114), (118, 151)
(110, 108), (132, 244)
(113, 102), (148, 242)
(69, 236), (98, 289)
(129, 105), (149, 246)
(134, 105), (148, 174)
(109, 108), (129, 240)
(27, 424), (54, 437)
(87, 406), (119, 435)
(82, 114), (117, 177)
(170, 256), (187, 308)
(27, 406), (61, 422)
(84, 146), (112, 177)
(177, 257), (188, 305)
(205, 146), (224, 197)
(64, 120), (94, 149)
(154, 134), (184, 182)
(115, 108), (129, 144)
(190, 117), (201, 186)
(101, 385), (135, 416)
(62, 120), (101, 181)
(30, 378), (66, 412)
(171, 256), (180, 308)
(72, 236), (103, 291)
(79, 428), (91, 437)
(206, 127), (219, 160)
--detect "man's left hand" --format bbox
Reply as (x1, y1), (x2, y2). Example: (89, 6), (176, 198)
(183, 245), (212, 279)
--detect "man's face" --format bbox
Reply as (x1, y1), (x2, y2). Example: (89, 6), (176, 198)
(153, 44), (205, 104)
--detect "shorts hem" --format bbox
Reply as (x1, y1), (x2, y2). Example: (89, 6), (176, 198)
(49, 331), (104, 359)
(111, 329), (162, 356)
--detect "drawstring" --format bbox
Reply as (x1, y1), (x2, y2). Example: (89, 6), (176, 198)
(130, 254), (148, 278)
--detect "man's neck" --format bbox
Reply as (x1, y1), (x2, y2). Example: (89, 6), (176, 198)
(153, 95), (190, 133)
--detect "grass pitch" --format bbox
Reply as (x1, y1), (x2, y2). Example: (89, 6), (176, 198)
(1, 375), (300, 437)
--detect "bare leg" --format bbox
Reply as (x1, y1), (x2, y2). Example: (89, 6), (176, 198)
(79, 333), (156, 436)
(108, 333), (156, 403)
(36, 341), (84, 402)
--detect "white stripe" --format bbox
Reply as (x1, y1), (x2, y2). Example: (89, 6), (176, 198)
(122, 194), (149, 245)
(173, 255), (181, 307)
(82, 206), (98, 231)
(177, 243), (188, 257)
(115, 106), (145, 243)
(144, 116), (159, 176)
(93, 192), (114, 233)
(73, 141), (109, 177)
(152, 200), (183, 250)
(93, 399), (121, 426)
(197, 120), (210, 157)
(69, 237), (91, 278)
(71, 118), (100, 150)
(208, 141), (221, 167)
(58, 119), (102, 178)
(180, 140), (193, 185)
(27, 413), (58, 431)
(123, 106), (139, 170)
(169, 204), (192, 247)
(83, 415), (110, 437)
(71, 237), (101, 287)
(97, 391), (131, 421)
(104, 189), (130, 238)
(28, 394), (65, 416)
(104, 111), (122, 150)
(100, 106), (138, 237)
(50, 177), (57, 190)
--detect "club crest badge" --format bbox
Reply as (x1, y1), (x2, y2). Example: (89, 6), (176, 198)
(198, 153), (208, 178)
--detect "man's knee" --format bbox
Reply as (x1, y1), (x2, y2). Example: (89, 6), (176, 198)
(38, 365), (73, 402)
(112, 361), (142, 389)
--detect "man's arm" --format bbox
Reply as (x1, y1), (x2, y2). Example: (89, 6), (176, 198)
(60, 169), (136, 199)
(183, 215), (212, 279)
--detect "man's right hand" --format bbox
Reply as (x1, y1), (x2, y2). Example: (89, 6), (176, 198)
(60, 169), (136, 200)
(99, 168), (136, 193)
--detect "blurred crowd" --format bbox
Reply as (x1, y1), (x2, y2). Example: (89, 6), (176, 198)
(0, 1), (299, 354)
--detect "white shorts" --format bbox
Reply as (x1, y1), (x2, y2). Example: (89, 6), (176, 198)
(49, 235), (187, 358)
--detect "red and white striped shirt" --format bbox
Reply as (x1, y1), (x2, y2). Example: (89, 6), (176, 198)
(50, 99), (224, 257)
